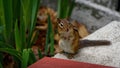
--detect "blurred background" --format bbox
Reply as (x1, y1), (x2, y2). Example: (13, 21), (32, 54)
(41, 0), (120, 33)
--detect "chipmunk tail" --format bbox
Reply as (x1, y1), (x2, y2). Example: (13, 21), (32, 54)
(80, 39), (111, 47)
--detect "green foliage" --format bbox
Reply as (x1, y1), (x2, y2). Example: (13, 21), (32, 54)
(57, 0), (75, 18)
(0, 62), (3, 68)
(0, 0), (41, 68)
(21, 49), (30, 68)
(0, 48), (22, 61)
(15, 21), (22, 52)
(45, 15), (54, 56)
(0, 26), (4, 33)
(0, 0), (75, 67)
(0, 53), (3, 68)
(0, 41), (14, 48)
(28, 49), (37, 65)
(38, 49), (43, 59)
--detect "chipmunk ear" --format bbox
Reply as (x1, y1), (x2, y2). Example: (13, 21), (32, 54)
(73, 26), (78, 31)
(57, 18), (61, 23)
(65, 17), (70, 21)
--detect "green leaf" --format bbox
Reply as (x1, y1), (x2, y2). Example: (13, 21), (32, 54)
(27, 0), (40, 48)
(0, 26), (4, 33)
(0, 48), (22, 61)
(11, 1), (20, 47)
(21, 49), (30, 68)
(57, 0), (75, 18)
(38, 49), (43, 59)
(28, 49), (36, 65)
(19, 0), (27, 49)
(31, 30), (39, 46)
(0, 0), (7, 42)
(45, 15), (54, 55)
(0, 26), (5, 41)
(15, 21), (22, 51)
(21, 0), (32, 31)
(45, 15), (50, 55)
(0, 62), (3, 68)
(0, 41), (14, 48)
(20, 17), (26, 49)
(3, 0), (13, 42)
(12, 0), (21, 20)
(57, 0), (62, 18)
(66, 0), (75, 17)
(48, 16), (54, 55)
(30, 0), (40, 29)
(57, 0), (69, 18)
(0, 53), (3, 63)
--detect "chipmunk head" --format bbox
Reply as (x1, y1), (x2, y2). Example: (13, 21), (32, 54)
(57, 18), (73, 34)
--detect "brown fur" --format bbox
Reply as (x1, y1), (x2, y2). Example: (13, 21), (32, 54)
(72, 30), (79, 53)
(57, 18), (80, 53)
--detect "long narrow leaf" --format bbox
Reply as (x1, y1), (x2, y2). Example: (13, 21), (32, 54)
(20, 16), (26, 49)
(21, 49), (30, 68)
(57, 0), (69, 18)
(28, 49), (36, 65)
(21, 0), (31, 30)
(15, 21), (22, 51)
(66, 0), (75, 17)
(20, 0), (31, 49)
(11, 0), (21, 46)
(38, 49), (43, 59)
(0, 53), (3, 68)
(0, 53), (3, 63)
(57, 0), (75, 18)
(62, 0), (69, 18)
(31, 0), (40, 29)
(31, 30), (39, 46)
(12, 0), (20, 20)
(0, 41), (14, 48)
(0, 48), (22, 61)
(0, 26), (4, 33)
(45, 15), (50, 55)
(57, 0), (62, 18)
(27, 0), (40, 48)
(0, 0), (7, 42)
(45, 15), (54, 55)
(0, 62), (3, 68)
(3, 0), (13, 43)
(19, 0), (27, 49)
(0, 26), (5, 41)
(48, 15), (54, 55)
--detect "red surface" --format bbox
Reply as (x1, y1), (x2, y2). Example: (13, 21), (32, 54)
(28, 57), (114, 68)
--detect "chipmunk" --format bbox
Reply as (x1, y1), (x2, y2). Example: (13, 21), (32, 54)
(57, 18), (111, 59)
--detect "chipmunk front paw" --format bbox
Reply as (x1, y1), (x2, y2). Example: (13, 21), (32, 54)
(67, 54), (75, 59)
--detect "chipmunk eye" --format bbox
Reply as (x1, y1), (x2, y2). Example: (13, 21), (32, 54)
(59, 22), (64, 28)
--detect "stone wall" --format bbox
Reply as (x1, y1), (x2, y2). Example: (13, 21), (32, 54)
(87, 0), (118, 10)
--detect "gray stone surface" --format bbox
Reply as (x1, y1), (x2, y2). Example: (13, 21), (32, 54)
(86, 0), (118, 10)
(72, 0), (120, 33)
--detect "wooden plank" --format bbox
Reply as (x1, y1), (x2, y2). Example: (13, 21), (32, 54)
(28, 57), (113, 68)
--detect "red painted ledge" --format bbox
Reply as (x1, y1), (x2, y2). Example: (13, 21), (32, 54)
(28, 57), (114, 68)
